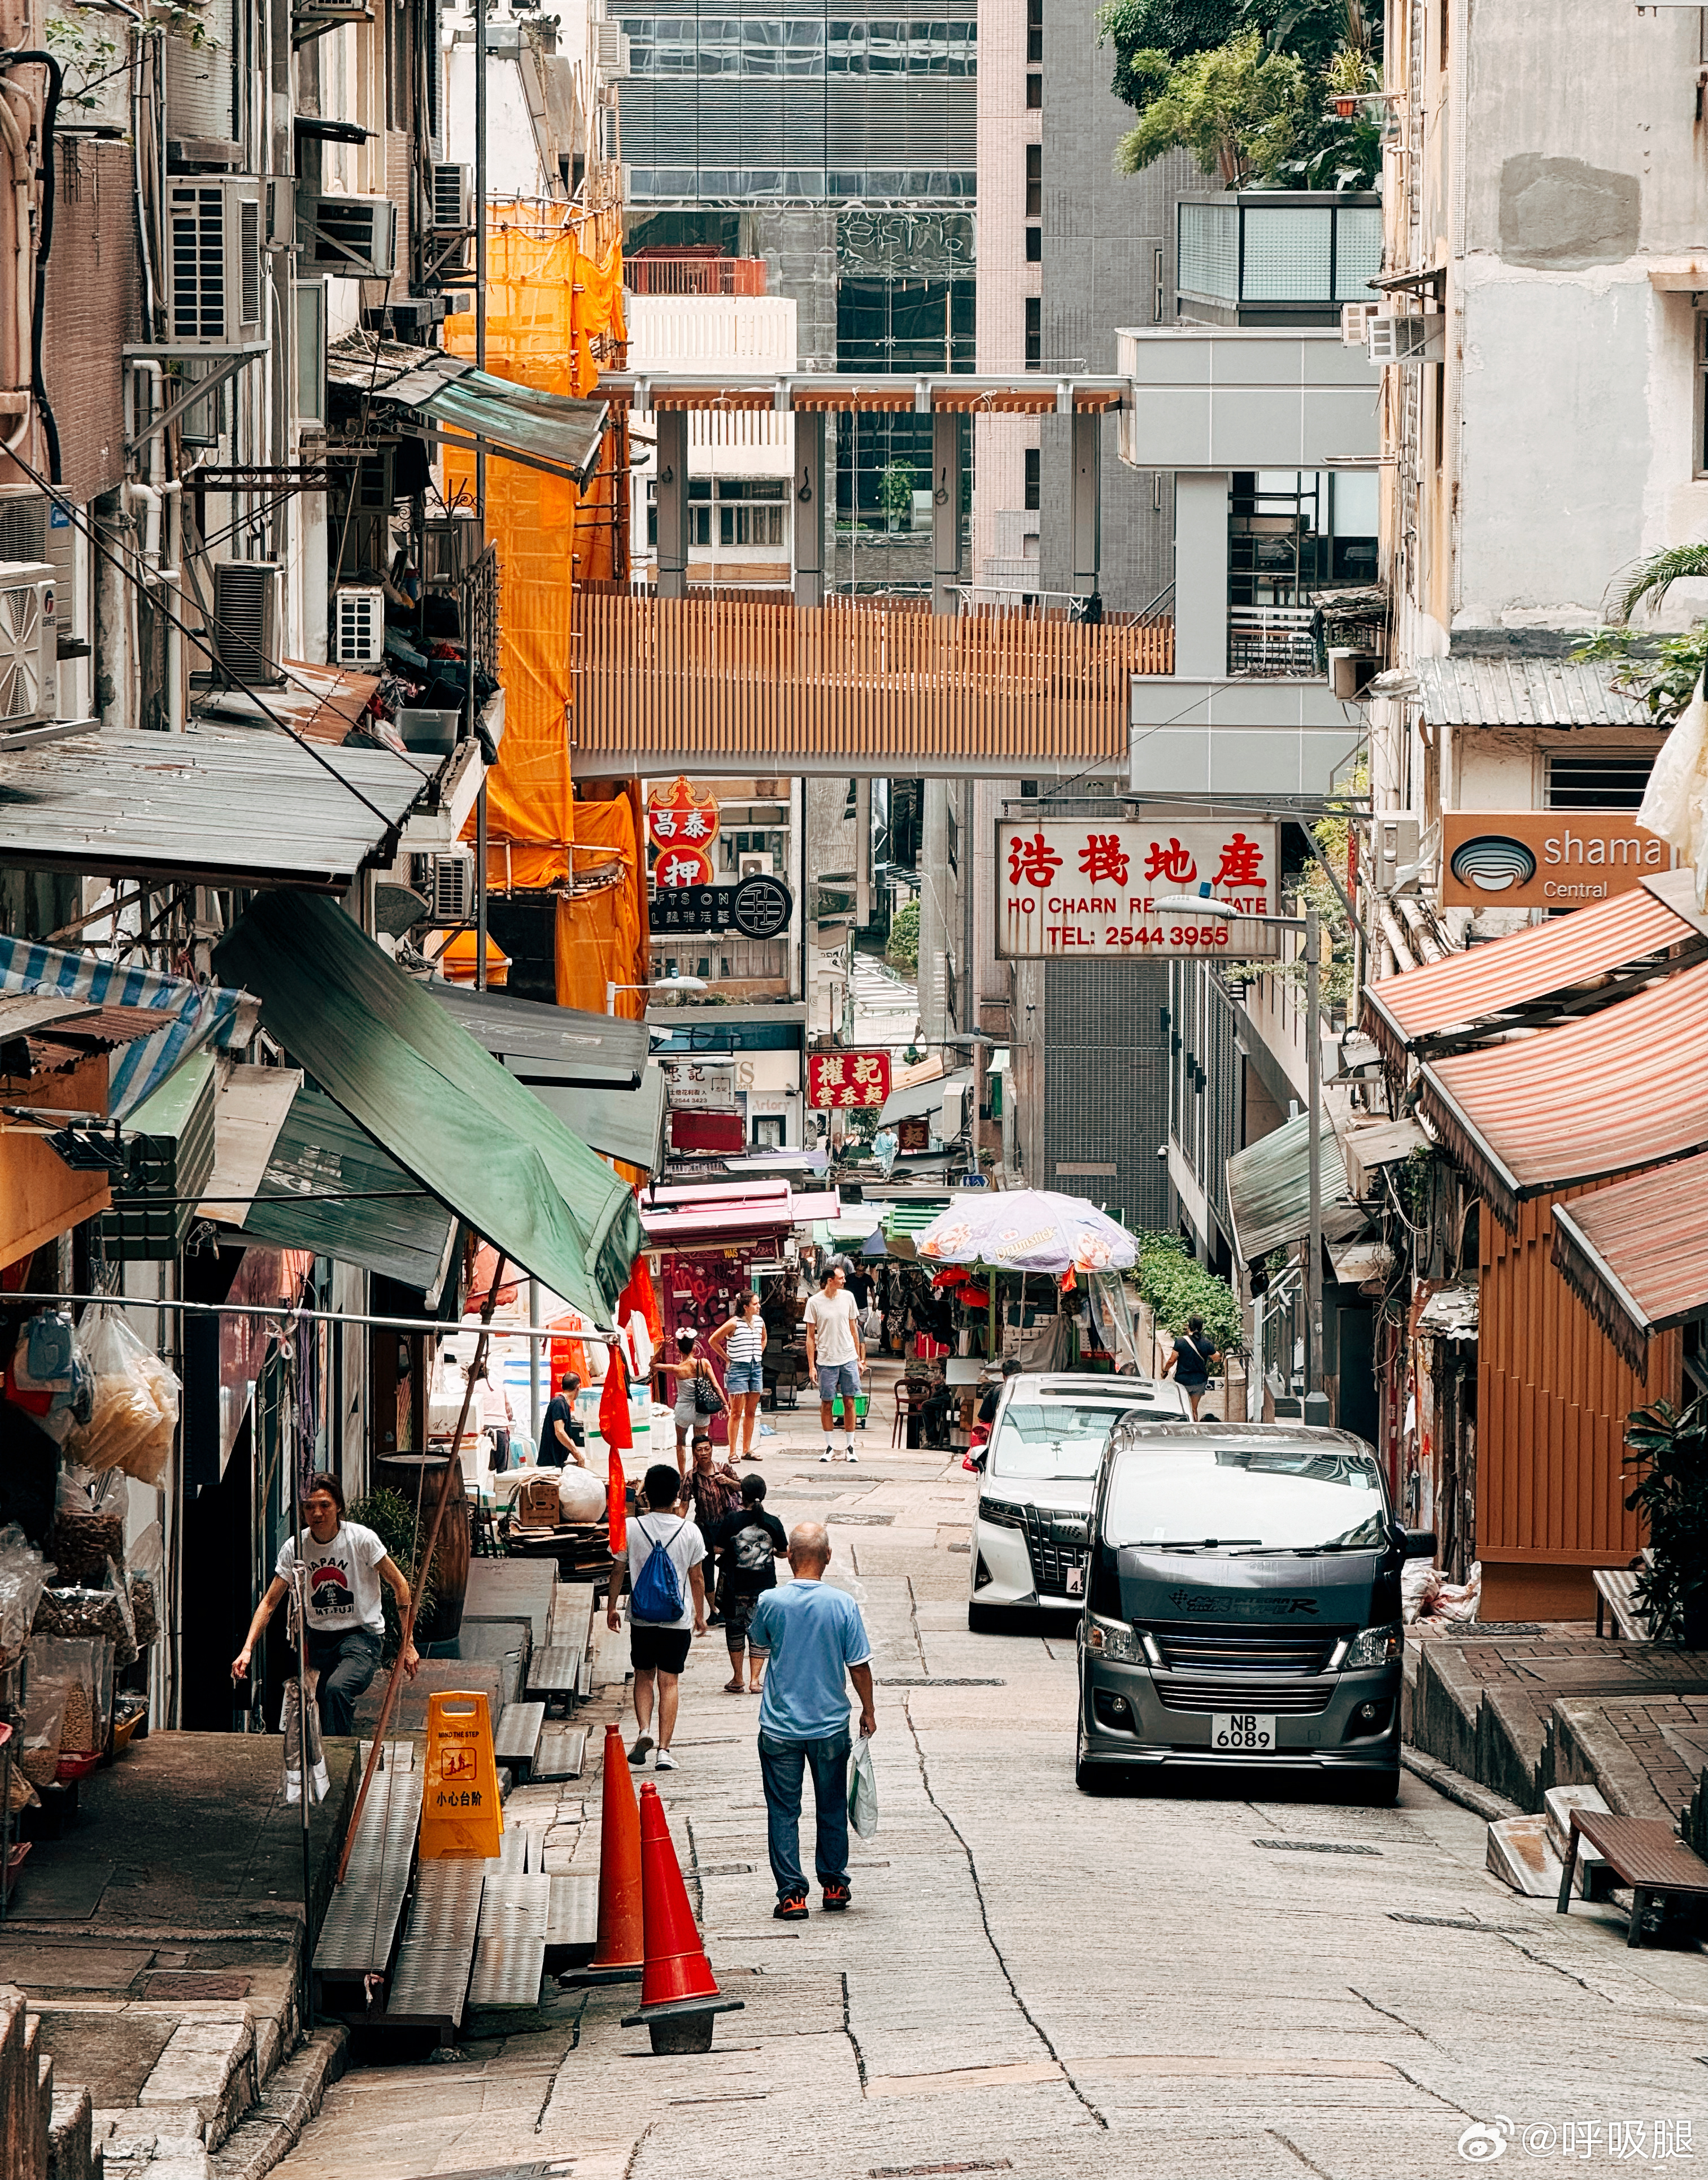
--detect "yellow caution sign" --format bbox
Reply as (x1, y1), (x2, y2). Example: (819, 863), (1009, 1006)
(419, 1691), (503, 1861)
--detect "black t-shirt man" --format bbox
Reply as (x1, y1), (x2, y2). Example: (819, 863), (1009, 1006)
(844, 1268), (873, 1311)
(539, 1393), (585, 1466)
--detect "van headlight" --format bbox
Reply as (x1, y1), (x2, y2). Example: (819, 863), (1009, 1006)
(979, 1496), (1027, 1529)
(1343, 1621), (1402, 1668)
(1085, 1614), (1141, 1663)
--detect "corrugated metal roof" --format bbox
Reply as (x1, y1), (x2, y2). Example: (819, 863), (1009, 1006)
(879, 1069), (971, 1127)
(1223, 1113), (1363, 1264)
(1364, 881), (1703, 1058)
(1552, 1156), (1708, 1370)
(327, 335), (608, 486)
(0, 725), (426, 888)
(1415, 656), (1655, 729)
(1419, 958), (1708, 1229)
(425, 982), (647, 1088)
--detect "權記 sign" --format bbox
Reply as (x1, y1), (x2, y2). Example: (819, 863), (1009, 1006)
(1441, 811), (1671, 910)
(995, 821), (1282, 960)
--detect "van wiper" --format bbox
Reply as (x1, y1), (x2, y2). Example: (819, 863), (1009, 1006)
(1139, 1537), (1261, 1551)
(1227, 1539), (1367, 1556)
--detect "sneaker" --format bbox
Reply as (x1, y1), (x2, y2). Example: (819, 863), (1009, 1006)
(628, 1733), (653, 1766)
(774, 1891), (808, 1921)
(655, 1747), (678, 1772)
(845, 1444), (859, 1463)
(822, 1446), (835, 1463)
(821, 1881), (851, 1912)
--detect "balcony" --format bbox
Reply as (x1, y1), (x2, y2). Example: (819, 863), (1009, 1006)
(626, 250), (768, 298)
(1176, 193), (1382, 330)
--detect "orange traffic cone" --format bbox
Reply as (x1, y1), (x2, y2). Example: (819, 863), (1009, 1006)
(559, 1723), (644, 1987)
(621, 1781), (745, 2052)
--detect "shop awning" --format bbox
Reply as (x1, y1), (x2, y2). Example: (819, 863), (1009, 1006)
(326, 336), (608, 486)
(239, 1085), (459, 1302)
(1415, 656), (1656, 730)
(516, 1063), (666, 1175)
(213, 893), (644, 1320)
(425, 981), (649, 1089)
(1419, 956), (1708, 1228)
(878, 1069), (972, 1128)
(0, 725), (426, 890)
(1224, 1114), (1363, 1265)
(1552, 1156), (1708, 1372)
(196, 1064), (302, 1222)
(1363, 877), (1706, 1062)
(641, 1187), (839, 1249)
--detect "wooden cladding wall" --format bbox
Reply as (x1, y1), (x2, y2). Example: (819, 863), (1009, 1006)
(570, 591), (1172, 763)
(1478, 1184), (1682, 1566)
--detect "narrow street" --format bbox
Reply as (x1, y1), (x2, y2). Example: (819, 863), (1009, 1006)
(272, 1401), (1708, 2180)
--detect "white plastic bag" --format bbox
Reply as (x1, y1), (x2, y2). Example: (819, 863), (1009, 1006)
(847, 1733), (878, 1840)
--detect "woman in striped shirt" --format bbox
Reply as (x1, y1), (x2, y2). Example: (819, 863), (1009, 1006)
(709, 1290), (768, 1462)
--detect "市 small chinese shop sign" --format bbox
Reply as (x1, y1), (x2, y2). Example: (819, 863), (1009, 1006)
(995, 821), (1282, 959)
(808, 1050), (892, 1109)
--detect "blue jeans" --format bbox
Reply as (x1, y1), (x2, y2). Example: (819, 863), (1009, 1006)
(304, 1625), (382, 1738)
(759, 1729), (851, 1899)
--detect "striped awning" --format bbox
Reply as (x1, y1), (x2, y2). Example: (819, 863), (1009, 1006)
(1364, 877), (1705, 1062)
(1419, 958), (1708, 1229)
(1552, 1155), (1708, 1372)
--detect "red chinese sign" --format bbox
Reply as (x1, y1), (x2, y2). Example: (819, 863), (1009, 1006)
(652, 845), (715, 890)
(996, 821), (1282, 959)
(808, 1050), (893, 1110)
(647, 776), (720, 861)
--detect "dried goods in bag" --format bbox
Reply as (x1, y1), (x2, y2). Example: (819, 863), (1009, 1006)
(50, 1467), (125, 1585)
(0, 1522), (54, 1670)
(19, 1674), (68, 1790)
(63, 1313), (180, 1484)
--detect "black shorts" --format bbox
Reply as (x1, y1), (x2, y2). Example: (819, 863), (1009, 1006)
(630, 1624), (692, 1675)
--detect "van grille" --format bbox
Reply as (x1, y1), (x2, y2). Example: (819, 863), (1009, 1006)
(1154, 1676), (1334, 1715)
(1018, 1505), (1084, 1598)
(1147, 1625), (1343, 1676)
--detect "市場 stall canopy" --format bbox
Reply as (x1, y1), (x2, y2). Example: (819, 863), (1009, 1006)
(912, 1191), (1139, 1275)
(214, 893), (643, 1319)
(1551, 1149), (1708, 1373)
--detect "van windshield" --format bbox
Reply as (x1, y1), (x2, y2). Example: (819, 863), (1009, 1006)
(1106, 1445), (1388, 1553)
(991, 1402), (1130, 1481)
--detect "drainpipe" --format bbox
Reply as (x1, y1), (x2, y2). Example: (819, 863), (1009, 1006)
(0, 83), (29, 398)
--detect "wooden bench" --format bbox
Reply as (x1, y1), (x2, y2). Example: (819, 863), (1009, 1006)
(1593, 1568), (1652, 1642)
(1557, 1809), (1708, 1946)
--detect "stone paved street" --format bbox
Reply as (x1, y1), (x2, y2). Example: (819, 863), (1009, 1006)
(268, 1403), (1708, 2180)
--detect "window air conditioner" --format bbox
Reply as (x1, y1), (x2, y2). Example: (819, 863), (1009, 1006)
(410, 848), (476, 925)
(166, 178), (265, 350)
(302, 194), (398, 279)
(212, 560), (284, 687)
(1340, 301), (1378, 346)
(332, 585), (385, 665)
(432, 163), (472, 231)
(0, 561), (56, 723)
(1367, 314), (1444, 366)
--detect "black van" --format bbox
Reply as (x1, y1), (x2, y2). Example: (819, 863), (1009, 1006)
(1075, 1419), (1434, 1804)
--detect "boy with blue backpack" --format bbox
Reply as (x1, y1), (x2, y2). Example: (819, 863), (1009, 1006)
(606, 1462), (708, 1772)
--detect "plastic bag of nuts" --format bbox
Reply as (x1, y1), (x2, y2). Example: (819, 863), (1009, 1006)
(19, 1673), (68, 1789)
(50, 1466), (125, 1586)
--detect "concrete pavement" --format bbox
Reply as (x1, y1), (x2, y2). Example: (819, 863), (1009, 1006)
(273, 1397), (1708, 2180)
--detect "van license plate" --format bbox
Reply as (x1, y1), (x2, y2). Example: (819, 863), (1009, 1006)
(1212, 1712), (1275, 1752)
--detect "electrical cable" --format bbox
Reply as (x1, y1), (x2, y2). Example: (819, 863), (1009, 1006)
(2, 50), (64, 482)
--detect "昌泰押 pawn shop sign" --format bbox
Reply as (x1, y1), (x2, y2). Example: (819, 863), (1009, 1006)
(995, 821), (1283, 959)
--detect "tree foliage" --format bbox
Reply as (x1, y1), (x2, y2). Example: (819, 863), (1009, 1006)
(1114, 30), (1306, 186)
(885, 897), (920, 976)
(1571, 625), (1708, 730)
(1134, 1231), (1244, 1354)
(1624, 1398), (1708, 1643)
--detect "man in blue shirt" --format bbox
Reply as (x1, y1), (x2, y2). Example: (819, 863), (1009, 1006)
(748, 1521), (876, 1920)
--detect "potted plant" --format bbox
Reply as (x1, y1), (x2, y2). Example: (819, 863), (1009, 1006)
(878, 460), (916, 534)
(1624, 1395), (1708, 1647)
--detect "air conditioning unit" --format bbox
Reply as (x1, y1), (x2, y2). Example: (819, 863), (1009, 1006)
(410, 849), (475, 925)
(1373, 814), (1423, 893)
(332, 585), (385, 664)
(1340, 300), (1378, 346)
(0, 561), (56, 724)
(432, 163), (472, 232)
(165, 178), (264, 350)
(594, 20), (630, 73)
(423, 511), (480, 585)
(0, 486), (46, 565)
(1328, 647), (1377, 699)
(302, 194), (398, 278)
(1367, 313), (1444, 366)
(738, 852), (770, 879)
(212, 560), (283, 687)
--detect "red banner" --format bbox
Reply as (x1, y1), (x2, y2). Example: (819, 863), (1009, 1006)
(808, 1050), (892, 1109)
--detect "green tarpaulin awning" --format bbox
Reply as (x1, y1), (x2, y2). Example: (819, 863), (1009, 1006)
(1223, 1113), (1364, 1267)
(419, 369), (607, 485)
(214, 893), (643, 1320)
(241, 1085), (459, 1301)
(513, 1062), (666, 1175)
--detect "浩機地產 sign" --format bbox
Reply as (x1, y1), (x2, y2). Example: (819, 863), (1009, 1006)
(995, 821), (1282, 958)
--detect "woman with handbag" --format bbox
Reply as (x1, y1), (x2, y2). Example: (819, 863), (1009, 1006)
(709, 1290), (768, 1462)
(657, 1326), (724, 1478)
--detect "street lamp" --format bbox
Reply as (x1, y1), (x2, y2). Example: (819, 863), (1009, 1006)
(605, 974), (707, 1014)
(1153, 892), (1324, 1403)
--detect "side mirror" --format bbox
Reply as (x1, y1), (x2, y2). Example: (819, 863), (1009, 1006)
(1402, 1528), (1437, 1561)
(962, 1450), (986, 1472)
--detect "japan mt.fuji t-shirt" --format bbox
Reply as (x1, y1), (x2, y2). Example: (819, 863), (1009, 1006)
(276, 1521), (387, 1635)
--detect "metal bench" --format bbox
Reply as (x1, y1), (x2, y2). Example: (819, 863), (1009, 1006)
(1557, 1809), (1708, 1946)
(1593, 1568), (1652, 1642)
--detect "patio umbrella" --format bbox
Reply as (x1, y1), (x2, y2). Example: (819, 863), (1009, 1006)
(914, 1191), (1138, 1276)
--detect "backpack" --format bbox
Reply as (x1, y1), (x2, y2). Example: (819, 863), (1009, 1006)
(731, 1519), (775, 1585)
(630, 1518), (687, 1623)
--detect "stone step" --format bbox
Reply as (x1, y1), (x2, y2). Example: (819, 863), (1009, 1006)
(137, 2017), (257, 2152)
(208, 2028), (348, 2180)
(1544, 1784), (1615, 1897)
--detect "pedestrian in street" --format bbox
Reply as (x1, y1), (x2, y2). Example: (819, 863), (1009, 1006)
(607, 1460), (708, 1772)
(978, 1355), (1022, 1429)
(750, 1521), (875, 1919)
(711, 1473), (788, 1695)
(475, 1358), (516, 1471)
(709, 1290), (768, 1460)
(232, 1473), (419, 1737)
(657, 1326), (722, 1477)
(1162, 1313), (1219, 1420)
(805, 1261), (866, 1464)
(538, 1370), (586, 1467)
(685, 1429), (742, 1624)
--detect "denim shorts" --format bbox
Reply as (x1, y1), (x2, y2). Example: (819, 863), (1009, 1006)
(817, 1359), (861, 1401)
(726, 1360), (764, 1396)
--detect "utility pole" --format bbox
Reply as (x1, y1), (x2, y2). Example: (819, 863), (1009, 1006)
(1304, 901), (1322, 1399)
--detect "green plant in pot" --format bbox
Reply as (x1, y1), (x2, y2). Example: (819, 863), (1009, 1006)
(348, 1486), (439, 1662)
(1624, 1395), (1708, 1647)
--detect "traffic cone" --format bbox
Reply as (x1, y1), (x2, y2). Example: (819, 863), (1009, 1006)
(559, 1722), (643, 1986)
(621, 1781), (744, 2053)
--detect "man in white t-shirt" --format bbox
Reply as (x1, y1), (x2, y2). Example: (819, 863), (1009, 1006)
(805, 1261), (865, 1464)
(607, 1462), (708, 1772)
(232, 1473), (419, 1737)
